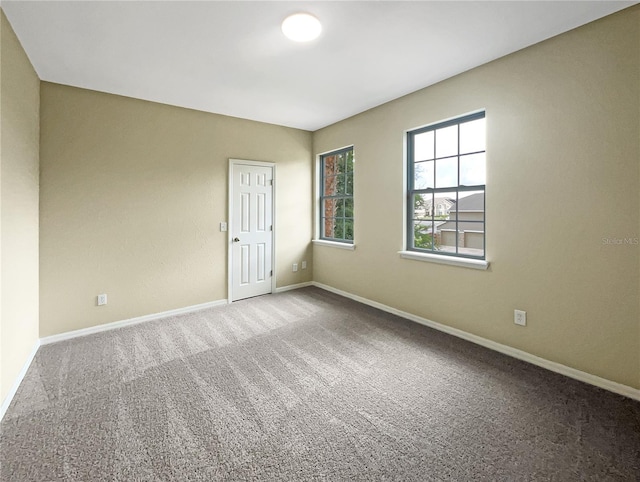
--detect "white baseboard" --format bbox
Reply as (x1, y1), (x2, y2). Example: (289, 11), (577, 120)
(312, 282), (640, 402)
(40, 299), (228, 345)
(275, 281), (313, 293)
(1, 339), (41, 422)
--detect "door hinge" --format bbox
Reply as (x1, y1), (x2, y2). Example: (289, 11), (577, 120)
(270, 225), (273, 231)
(270, 270), (273, 277)
(269, 179), (274, 186)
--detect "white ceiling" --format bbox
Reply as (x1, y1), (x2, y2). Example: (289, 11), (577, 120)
(3, 1), (637, 131)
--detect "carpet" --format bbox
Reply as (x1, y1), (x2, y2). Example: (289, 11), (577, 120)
(1, 287), (639, 481)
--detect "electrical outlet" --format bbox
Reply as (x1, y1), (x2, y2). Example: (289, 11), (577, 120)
(292, 263), (298, 272)
(301, 261), (307, 270)
(514, 309), (526, 326)
(97, 294), (108, 306)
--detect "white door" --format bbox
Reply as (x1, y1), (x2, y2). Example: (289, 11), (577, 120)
(230, 161), (274, 301)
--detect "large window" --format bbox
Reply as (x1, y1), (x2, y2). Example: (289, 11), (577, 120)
(320, 147), (354, 243)
(407, 112), (486, 259)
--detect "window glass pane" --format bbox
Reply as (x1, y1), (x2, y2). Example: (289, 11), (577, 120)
(346, 150), (354, 171)
(459, 118), (485, 154)
(334, 174), (345, 195)
(334, 198), (345, 217)
(435, 197), (485, 258)
(460, 224), (484, 258)
(336, 153), (346, 174)
(413, 193), (432, 220)
(460, 153), (485, 186)
(435, 157), (458, 188)
(322, 217), (337, 238)
(463, 221), (485, 234)
(435, 125), (458, 159)
(332, 218), (345, 239)
(430, 190), (457, 252)
(323, 175), (338, 196)
(414, 161), (434, 190)
(432, 193), (456, 219)
(414, 131), (434, 162)
(323, 198), (339, 220)
(438, 227), (458, 255)
(324, 155), (338, 176)
(455, 191), (484, 221)
(344, 198), (354, 217)
(413, 220), (437, 250)
(345, 219), (354, 240)
(345, 172), (353, 195)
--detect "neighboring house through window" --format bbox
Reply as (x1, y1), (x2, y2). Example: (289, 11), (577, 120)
(320, 147), (354, 243)
(407, 112), (486, 259)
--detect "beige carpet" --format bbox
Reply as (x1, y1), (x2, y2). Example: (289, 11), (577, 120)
(1, 287), (639, 481)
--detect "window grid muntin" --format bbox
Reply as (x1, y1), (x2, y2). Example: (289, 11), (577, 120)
(320, 147), (354, 243)
(407, 112), (485, 259)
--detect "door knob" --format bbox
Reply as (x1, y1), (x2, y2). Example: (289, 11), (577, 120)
(233, 237), (240, 242)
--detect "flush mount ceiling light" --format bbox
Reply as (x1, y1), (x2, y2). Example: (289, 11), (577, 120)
(281, 13), (322, 42)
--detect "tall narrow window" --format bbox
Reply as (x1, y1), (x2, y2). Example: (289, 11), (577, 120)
(320, 147), (354, 243)
(407, 112), (486, 259)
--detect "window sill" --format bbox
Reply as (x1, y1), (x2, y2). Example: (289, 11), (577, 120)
(313, 239), (356, 250)
(398, 250), (489, 270)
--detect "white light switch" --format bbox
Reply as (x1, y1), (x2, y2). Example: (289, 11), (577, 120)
(97, 294), (108, 306)
(220, 222), (228, 232)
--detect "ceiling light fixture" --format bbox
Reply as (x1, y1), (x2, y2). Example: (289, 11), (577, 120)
(281, 13), (322, 42)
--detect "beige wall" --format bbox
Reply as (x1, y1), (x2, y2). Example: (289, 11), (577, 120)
(0, 10), (40, 404)
(313, 7), (640, 389)
(40, 83), (312, 337)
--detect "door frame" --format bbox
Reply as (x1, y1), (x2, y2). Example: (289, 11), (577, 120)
(227, 159), (277, 303)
